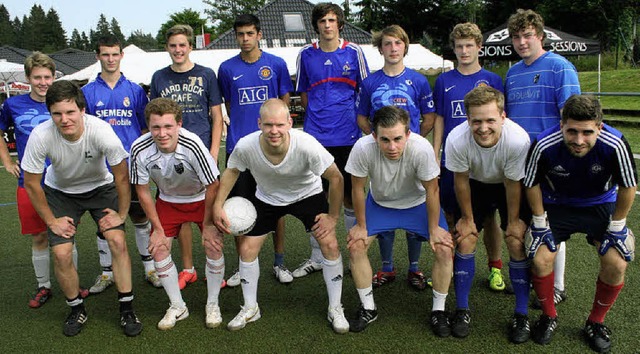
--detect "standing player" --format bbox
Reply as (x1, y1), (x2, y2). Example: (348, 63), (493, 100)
(213, 99), (349, 334)
(295, 2), (369, 277)
(433, 23), (506, 293)
(506, 9), (581, 304)
(0, 52), (86, 308)
(150, 24), (224, 290)
(346, 106), (453, 336)
(21, 81), (142, 337)
(355, 24), (436, 290)
(130, 98), (225, 330)
(82, 35), (160, 293)
(218, 14), (294, 286)
(523, 95), (636, 352)
(444, 87), (531, 342)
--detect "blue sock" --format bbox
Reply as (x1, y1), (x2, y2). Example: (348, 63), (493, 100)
(406, 232), (422, 272)
(378, 231), (395, 272)
(509, 259), (530, 315)
(274, 253), (284, 267)
(454, 251), (475, 309)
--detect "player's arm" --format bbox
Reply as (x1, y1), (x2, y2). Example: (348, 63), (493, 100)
(421, 177), (453, 251)
(503, 177), (527, 245)
(312, 163), (344, 239)
(300, 92), (308, 110)
(420, 112), (437, 137)
(209, 104), (224, 162)
(99, 160), (130, 232)
(453, 171), (478, 240)
(357, 114), (372, 135)
(0, 129), (19, 178)
(202, 180), (223, 252)
(612, 185), (636, 221)
(135, 182), (170, 255)
(432, 115), (444, 164)
(212, 167), (241, 234)
(279, 92), (291, 106)
(24, 171), (76, 237)
(347, 175), (368, 249)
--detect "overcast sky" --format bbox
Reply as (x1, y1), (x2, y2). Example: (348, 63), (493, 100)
(3, 0), (327, 37)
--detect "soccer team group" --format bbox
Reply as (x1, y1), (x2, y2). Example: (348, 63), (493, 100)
(0, 3), (636, 352)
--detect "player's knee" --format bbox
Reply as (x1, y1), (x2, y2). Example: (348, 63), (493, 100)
(348, 239), (368, 259)
(434, 243), (454, 263)
(531, 251), (555, 275)
(32, 232), (49, 249)
(455, 233), (478, 253)
(602, 255), (628, 278)
(505, 234), (524, 253)
(106, 233), (128, 255)
(52, 245), (74, 266)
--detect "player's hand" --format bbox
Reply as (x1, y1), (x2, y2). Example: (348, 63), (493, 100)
(147, 228), (170, 257)
(455, 217), (478, 244)
(429, 226), (454, 252)
(98, 208), (125, 232)
(347, 224), (368, 250)
(213, 205), (231, 234)
(312, 213), (337, 240)
(202, 223), (224, 253)
(4, 161), (20, 178)
(599, 225), (635, 262)
(49, 216), (76, 238)
(526, 225), (557, 260)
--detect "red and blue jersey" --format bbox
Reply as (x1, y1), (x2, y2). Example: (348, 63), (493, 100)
(356, 68), (434, 134)
(296, 39), (369, 147)
(218, 51), (293, 153)
(524, 123), (637, 206)
(0, 94), (50, 187)
(82, 73), (148, 153)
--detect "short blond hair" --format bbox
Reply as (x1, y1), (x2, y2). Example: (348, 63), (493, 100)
(24, 52), (56, 78)
(449, 22), (483, 48)
(464, 86), (505, 114)
(166, 24), (194, 46)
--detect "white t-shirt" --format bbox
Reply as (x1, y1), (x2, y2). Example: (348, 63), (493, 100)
(445, 118), (530, 183)
(346, 132), (440, 209)
(22, 114), (128, 193)
(228, 129), (334, 206)
(129, 128), (219, 204)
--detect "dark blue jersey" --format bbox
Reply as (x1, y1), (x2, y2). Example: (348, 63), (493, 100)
(524, 123), (637, 206)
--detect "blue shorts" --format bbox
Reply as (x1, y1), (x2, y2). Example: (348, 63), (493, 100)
(546, 203), (615, 246)
(365, 193), (448, 241)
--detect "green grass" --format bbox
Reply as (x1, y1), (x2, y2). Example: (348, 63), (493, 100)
(1, 145), (640, 353)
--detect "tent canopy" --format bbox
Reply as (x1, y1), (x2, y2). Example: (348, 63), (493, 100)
(60, 44), (453, 85)
(481, 24), (600, 60)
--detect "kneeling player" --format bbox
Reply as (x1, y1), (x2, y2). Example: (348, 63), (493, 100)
(524, 95), (636, 352)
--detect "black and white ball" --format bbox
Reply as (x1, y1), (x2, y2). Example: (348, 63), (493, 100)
(223, 197), (257, 236)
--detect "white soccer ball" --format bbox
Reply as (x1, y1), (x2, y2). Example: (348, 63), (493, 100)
(223, 197), (257, 236)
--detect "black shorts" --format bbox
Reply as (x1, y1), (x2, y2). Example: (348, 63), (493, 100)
(546, 202), (615, 246)
(128, 185), (146, 220)
(226, 150), (258, 200)
(45, 183), (125, 246)
(246, 192), (329, 236)
(454, 179), (531, 232)
(323, 145), (353, 203)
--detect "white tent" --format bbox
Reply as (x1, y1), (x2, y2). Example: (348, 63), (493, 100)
(60, 44), (453, 85)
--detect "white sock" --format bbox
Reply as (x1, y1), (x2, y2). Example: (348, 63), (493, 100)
(32, 248), (51, 289)
(155, 256), (185, 308)
(72, 243), (78, 270)
(309, 234), (324, 263)
(357, 286), (375, 311)
(97, 236), (113, 277)
(554, 242), (567, 291)
(240, 257), (260, 308)
(134, 221), (155, 273)
(432, 289), (447, 312)
(205, 256), (224, 304)
(322, 255), (343, 308)
(343, 208), (356, 232)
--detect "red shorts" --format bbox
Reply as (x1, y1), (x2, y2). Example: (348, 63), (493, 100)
(17, 186), (47, 235)
(155, 198), (205, 237)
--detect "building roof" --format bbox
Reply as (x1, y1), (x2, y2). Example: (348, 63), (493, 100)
(0, 45), (95, 76)
(207, 0), (372, 49)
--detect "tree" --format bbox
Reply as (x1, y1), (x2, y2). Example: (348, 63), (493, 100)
(21, 5), (48, 51)
(110, 18), (126, 46)
(90, 14), (111, 49)
(127, 29), (158, 50)
(0, 5), (13, 46)
(156, 8), (212, 47)
(43, 8), (67, 52)
(69, 28), (90, 51)
(202, 0), (267, 38)
(11, 16), (22, 47)
(352, 0), (388, 32)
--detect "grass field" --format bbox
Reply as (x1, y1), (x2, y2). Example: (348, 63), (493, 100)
(1, 141), (640, 354)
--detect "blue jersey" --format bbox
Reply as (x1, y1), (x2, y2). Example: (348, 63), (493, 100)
(218, 51), (293, 153)
(523, 124), (637, 207)
(505, 52), (580, 139)
(82, 74), (148, 153)
(296, 39), (369, 147)
(150, 64), (223, 149)
(0, 94), (49, 187)
(356, 68), (434, 134)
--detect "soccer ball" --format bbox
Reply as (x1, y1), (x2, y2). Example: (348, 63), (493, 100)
(223, 197), (257, 236)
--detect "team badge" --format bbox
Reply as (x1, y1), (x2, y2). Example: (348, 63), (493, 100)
(475, 80), (490, 87)
(591, 164), (603, 174)
(342, 62), (351, 76)
(405, 79), (413, 86)
(258, 66), (273, 80)
(123, 97), (130, 107)
(174, 163), (184, 174)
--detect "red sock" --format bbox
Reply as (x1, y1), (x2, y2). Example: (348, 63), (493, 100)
(532, 272), (556, 318)
(588, 278), (623, 324)
(488, 259), (503, 270)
